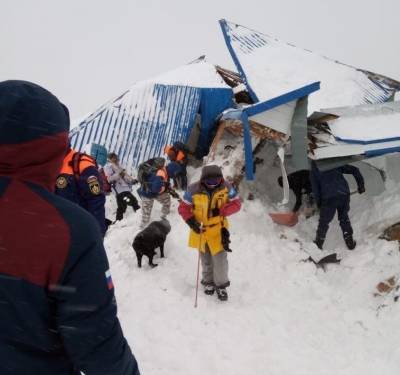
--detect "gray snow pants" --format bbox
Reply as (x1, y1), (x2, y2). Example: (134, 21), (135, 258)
(139, 192), (171, 229)
(200, 247), (230, 288)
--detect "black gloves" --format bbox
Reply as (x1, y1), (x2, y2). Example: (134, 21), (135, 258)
(186, 217), (202, 234)
(221, 227), (232, 252)
(358, 186), (365, 194)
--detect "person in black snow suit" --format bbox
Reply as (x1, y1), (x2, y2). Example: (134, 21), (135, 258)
(310, 161), (365, 250)
(0, 80), (140, 375)
(277, 169), (313, 213)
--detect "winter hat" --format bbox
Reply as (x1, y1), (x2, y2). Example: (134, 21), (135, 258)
(201, 165), (223, 181)
(201, 165), (223, 188)
(0, 80), (69, 190)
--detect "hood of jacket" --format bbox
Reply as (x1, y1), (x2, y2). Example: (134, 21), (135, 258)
(0, 80), (69, 190)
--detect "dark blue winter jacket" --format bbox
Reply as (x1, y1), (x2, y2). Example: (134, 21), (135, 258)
(0, 80), (140, 375)
(310, 162), (365, 204)
(55, 149), (106, 235)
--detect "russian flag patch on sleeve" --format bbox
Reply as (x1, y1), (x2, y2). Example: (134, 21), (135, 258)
(105, 269), (114, 290)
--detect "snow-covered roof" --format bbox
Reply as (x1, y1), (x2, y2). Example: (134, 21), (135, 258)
(145, 59), (231, 89)
(70, 60), (233, 170)
(219, 19), (398, 113)
(310, 101), (400, 160)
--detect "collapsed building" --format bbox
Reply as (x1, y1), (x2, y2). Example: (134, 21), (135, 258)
(70, 20), (400, 206)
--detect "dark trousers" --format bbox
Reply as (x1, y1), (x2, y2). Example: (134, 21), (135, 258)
(316, 195), (353, 240)
(173, 169), (188, 190)
(116, 191), (140, 220)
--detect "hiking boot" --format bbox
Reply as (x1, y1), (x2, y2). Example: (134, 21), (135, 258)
(344, 235), (356, 250)
(314, 237), (324, 250)
(216, 287), (228, 301)
(204, 285), (215, 295)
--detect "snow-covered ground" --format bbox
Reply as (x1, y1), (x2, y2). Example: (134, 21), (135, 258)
(104, 165), (400, 375)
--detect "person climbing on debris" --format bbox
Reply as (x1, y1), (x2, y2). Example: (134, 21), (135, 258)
(137, 157), (173, 229)
(164, 141), (189, 190)
(104, 152), (141, 222)
(55, 146), (106, 235)
(278, 169), (313, 215)
(311, 161), (365, 250)
(178, 165), (241, 301)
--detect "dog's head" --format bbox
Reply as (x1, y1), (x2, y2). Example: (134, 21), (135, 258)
(158, 218), (171, 234)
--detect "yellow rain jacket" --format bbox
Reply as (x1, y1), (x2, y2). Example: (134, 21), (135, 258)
(188, 185), (229, 255)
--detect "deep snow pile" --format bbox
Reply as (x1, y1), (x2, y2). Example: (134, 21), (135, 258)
(104, 168), (400, 375)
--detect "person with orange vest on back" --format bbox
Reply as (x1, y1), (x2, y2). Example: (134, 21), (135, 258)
(55, 148), (106, 235)
(137, 157), (172, 229)
(164, 142), (188, 190)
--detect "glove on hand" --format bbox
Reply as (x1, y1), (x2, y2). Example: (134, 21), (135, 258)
(221, 227), (232, 252)
(186, 217), (202, 234)
(358, 186), (365, 194)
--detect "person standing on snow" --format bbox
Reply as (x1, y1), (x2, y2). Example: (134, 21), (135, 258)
(0, 80), (140, 375)
(55, 146), (107, 235)
(311, 161), (365, 250)
(178, 165), (241, 301)
(104, 152), (141, 222)
(137, 157), (173, 229)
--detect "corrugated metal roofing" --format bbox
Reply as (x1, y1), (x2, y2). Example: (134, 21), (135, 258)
(70, 82), (201, 172)
(309, 101), (400, 161)
(219, 19), (398, 113)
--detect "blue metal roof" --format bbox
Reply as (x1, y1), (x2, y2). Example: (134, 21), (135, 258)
(70, 83), (201, 172)
(244, 82), (320, 117)
(219, 19), (397, 110)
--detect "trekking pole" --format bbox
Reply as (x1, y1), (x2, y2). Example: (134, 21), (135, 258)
(194, 242), (201, 308)
(194, 211), (204, 308)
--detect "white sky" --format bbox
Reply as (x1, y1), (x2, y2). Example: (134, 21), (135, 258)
(1, 0), (399, 120)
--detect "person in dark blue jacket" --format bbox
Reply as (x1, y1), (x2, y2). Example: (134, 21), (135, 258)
(0, 80), (140, 375)
(311, 161), (365, 250)
(137, 157), (176, 229)
(55, 147), (106, 235)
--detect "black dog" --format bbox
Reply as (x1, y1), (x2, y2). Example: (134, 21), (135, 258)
(132, 219), (171, 268)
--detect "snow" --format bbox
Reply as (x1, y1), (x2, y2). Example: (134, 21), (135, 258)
(104, 152), (400, 374)
(144, 60), (231, 89)
(223, 22), (390, 113)
(329, 113), (400, 142)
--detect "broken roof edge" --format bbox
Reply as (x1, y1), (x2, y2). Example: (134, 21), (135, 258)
(245, 82), (320, 117)
(219, 19), (260, 103)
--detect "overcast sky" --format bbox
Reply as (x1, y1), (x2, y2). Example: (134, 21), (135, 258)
(1, 0), (399, 120)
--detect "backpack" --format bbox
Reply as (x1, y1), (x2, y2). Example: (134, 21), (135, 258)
(98, 167), (112, 194)
(137, 157), (165, 192)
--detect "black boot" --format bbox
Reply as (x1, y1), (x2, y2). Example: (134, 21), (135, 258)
(344, 235), (356, 250)
(314, 237), (324, 250)
(216, 287), (228, 301)
(204, 285), (215, 295)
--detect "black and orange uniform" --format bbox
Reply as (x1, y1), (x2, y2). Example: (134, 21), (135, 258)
(0, 81), (139, 374)
(55, 148), (106, 234)
(164, 143), (188, 190)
